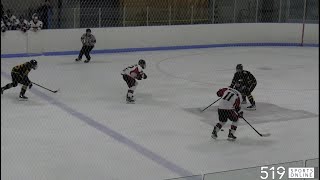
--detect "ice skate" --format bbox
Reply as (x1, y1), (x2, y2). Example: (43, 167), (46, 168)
(227, 130), (237, 141)
(126, 96), (135, 104)
(211, 130), (218, 139)
(246, 104), (256, 110)
(19, 94), (28, 100)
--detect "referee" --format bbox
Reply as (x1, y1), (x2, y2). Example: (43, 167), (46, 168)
(75, 28), (96, 63)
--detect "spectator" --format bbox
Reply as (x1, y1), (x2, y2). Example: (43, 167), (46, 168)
(32, 13), (38, 19)
(1, 18), (7, 32)
(3, 15), (11, 30)
(5, 10), (16, 23)
(37, 0), (51, 29)
(10, 16), (20, 30)
(1, 3), (3, 18)
(4, 9), (19, 30)
(18, 15), (29, 32)
(29, 15), (43, 31)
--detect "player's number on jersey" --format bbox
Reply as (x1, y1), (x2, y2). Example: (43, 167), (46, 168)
(222, 92), (234, 101)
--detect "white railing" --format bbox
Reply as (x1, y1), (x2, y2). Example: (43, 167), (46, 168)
(165, 158), (318, 180)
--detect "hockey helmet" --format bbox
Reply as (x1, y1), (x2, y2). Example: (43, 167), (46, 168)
(236, 64), (243, 72)
(30, 59), (38, 70)
(138, 59), (146, 69)
(86, 28), (91, 33)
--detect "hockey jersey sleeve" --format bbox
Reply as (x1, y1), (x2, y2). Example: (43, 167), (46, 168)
(217, 88), (228, 97)
(247, 72), (257, 84)
(230, 72), (240, 87)
(233, 97), (241, 112)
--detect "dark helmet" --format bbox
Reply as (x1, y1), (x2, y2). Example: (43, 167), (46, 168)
(138, 59), (146, 69)
(236, 64), (243, 72)
(86, 28), (91, 33)
(30, 59), (38, 70)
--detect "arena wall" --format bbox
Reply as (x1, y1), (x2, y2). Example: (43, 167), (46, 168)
(1, 23), (318, 57)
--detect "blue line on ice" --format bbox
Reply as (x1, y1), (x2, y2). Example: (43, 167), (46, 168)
(1, 71), (195, 178)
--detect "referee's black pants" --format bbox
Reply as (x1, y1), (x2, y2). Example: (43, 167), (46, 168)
(78, 45), (94, 60)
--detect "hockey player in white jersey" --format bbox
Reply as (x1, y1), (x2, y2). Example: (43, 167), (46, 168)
(121, 59), (147, 103)
(29, 16), (43, 31)
(211, 80), (244, 140)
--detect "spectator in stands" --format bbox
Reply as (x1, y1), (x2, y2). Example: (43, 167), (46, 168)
(32, 13), (38, 19)
(3, 9), (20, 30)
(18, 15), (29, 32)
(1, 3), (3, 18)
(10, 16), (20, 30)
(29, 15), (43, 31)
(1, 18), (7, 32)
(5, 10), (16, 23)
(2, 15), (11, 30)
(37, 0), (51, 29)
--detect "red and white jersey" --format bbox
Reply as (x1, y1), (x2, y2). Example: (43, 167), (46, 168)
(121, 64), (144, 79)
(217, 87), (242, 111)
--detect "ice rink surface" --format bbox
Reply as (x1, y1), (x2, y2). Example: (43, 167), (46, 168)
(1, 46), (319, 180)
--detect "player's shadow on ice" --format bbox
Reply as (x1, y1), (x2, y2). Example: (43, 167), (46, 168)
(1, 93), (45, 106)
(123, 92), (171, 106)
(185, 102), (318, 127)
(58, 61), (112, 65)
(187, 137), (275, 153)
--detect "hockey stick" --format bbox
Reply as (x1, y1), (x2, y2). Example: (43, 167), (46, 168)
(32, 82), (60, 93)
(241, 117), (270, 137)
(201, 98), (221, 112)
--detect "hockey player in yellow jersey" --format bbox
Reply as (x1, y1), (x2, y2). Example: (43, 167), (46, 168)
(1, 60), (38, 100)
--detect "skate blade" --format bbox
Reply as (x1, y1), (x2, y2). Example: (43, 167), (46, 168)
(246, 108), (256, 111)
(18, 98), (28, 101)
(261, 133), (271, 137)
(227, 138), (236, 141)
(211, 135), (217, 139)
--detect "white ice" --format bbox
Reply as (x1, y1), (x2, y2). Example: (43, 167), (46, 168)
(1, 47), (319, 180)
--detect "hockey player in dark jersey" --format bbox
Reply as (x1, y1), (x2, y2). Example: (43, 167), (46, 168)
(230, 64), (257, 110)
(1, 60), (38, 100)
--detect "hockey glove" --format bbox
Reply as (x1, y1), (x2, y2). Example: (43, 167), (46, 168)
(238, 111), (243, 118)
(29, 83), (33, 89)
(216, 89), (225, 97)
(143, 73), (147, 79)
(136, 74), (143, 80)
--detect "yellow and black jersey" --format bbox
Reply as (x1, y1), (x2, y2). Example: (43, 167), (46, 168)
(12, 62), (32, 77)
(230, 70), (256, 87)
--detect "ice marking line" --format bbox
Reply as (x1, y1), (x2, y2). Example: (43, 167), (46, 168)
(1, 71), (194, 178)
(155, 48), (319, 91)
(1, 42), (318, 58)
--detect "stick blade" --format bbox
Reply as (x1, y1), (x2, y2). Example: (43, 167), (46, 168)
(261, 133), (271, 137)
(53, 89), (60, 93)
